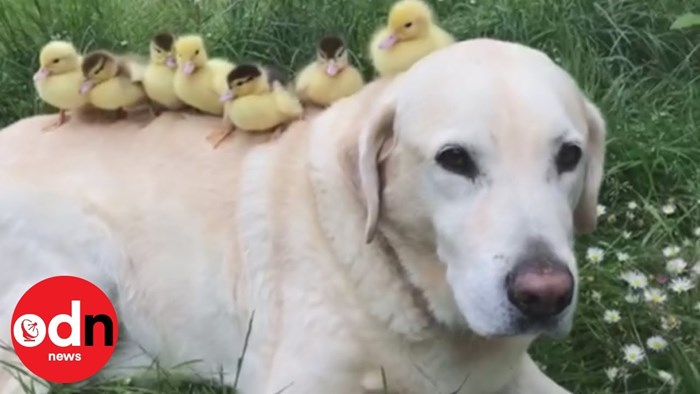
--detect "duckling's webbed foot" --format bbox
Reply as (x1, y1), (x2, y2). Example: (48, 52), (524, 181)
(206, 126), (235, 149)
(149, 104), (164, 118)
(270, 126), (285, 140)
(116, 108), (128, 120)
(42, 110), (70, 132)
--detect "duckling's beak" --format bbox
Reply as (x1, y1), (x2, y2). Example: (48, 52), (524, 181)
(325, 60), (340, 76)
(79, 80), (95, 95)
(181, 61), (195, 75)
(165, 55), (177, 69)
(219, 90), (234, 103)
(33, 68), (49, 82)
(378, 34), (398, 50)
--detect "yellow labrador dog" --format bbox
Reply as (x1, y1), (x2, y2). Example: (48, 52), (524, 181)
(0, 38), (605, 394)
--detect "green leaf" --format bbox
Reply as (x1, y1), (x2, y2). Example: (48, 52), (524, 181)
(670, 13), (700, 30)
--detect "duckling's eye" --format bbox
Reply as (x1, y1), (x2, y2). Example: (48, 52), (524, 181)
(52, 58), (60, 64)
(404, 22), (413, 28)
(194, 50), (200, 55)
(235, 81), (243, 86)
(435, 145), (479, 179)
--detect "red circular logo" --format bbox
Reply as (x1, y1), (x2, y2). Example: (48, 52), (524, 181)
(11, 276), (118, 383)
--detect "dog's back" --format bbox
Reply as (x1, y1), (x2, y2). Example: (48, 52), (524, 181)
(0, 111), (320, 392)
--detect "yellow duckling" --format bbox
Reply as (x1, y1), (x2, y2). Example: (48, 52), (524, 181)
(33, 40), (88, 130)
(173, 35), (234, 116)
(369, 0), (455, 77)
(295, 36), (365, 107)
(143, 31), (184, 113)
(79, 51), (147, 115)
(206, 64), (303, 148)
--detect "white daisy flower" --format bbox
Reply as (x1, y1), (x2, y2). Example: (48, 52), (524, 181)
(665, 258), (687, 275)
(646, 336), (668, 352)
(643, 288), (667, 304)
(596, 204), (607, 217)
(603, 310), (621, 323)
(627, 201), (638, 210)
(616, 252), (630, 262)
(662, 245), (681, 257)
(661, 315), (680, 331)
(625, 211), (635, 219)
(693, 227), (700, 237)
(661, 203), (676, 215)
(657, 370), (674, 385)
(591, 290), (602, 302)
(622, 231), (632, 239)
(621, 271), (648, 289)
(605, 367), (619, 381)
(119, 40), (128, 46)
(586, 247), (605, 264)
(624, 293), (640, 303)
(691, 262), (700, 276)
(622, 344), (645, 365)
(669, 277), (694, 293)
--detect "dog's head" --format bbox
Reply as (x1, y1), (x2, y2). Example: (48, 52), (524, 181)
(356, 39), (606, 337)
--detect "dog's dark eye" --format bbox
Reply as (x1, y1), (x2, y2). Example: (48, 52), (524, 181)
(404, 22), (413, 28)
(435, 145), (478, 179)
(555, 143), (582, 173)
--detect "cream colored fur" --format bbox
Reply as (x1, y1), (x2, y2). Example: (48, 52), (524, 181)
(0, 39), (605, 394)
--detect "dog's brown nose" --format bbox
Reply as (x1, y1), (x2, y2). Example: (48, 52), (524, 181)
(506, 261), (574, 319)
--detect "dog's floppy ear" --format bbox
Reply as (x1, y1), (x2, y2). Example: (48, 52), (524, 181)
(574, 98), (607, 233)
(358, 91), (397, 243)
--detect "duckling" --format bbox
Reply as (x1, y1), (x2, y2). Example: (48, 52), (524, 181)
(173, 35), (234, 116)
(143, 31), (185, 113)
(369, 0), (455, 77)
(33, 40), (88, 130)
(79, 50), (147, 115)
(206, 64), (303, 148)
(295, 36), (365, 107)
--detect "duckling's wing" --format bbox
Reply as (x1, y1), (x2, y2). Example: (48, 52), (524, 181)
(293, 63), (316, 94)
(126, 61), (147, 82)
(265, 65), (287, 87)
(113, 55), (146, 82)
(209, 58), (235, 71)
(272, 83), (303, 117)
(432, 26), (456, 47)
(121, 53), (148, 65)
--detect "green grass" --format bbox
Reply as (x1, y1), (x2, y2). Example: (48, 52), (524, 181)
(1, 0), (700, 392)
